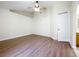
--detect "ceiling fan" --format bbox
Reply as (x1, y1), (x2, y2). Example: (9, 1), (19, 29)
(10, 1), (47, 15)
(28, 1), (47, 13)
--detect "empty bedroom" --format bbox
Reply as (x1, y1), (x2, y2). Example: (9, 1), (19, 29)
(0, 1), (78, 57)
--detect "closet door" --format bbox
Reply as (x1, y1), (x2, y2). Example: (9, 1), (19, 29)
(57, 12), (70, 41)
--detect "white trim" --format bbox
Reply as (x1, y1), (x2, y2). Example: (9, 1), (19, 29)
(0, 33), (32, 41)
(58, 39), (69, 42)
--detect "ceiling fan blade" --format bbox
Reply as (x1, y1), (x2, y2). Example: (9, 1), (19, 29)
(27, 7), (33, 9)
(40, 7), (47, 11)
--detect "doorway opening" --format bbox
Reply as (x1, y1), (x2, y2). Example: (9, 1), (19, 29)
(76, 5), (79, 48)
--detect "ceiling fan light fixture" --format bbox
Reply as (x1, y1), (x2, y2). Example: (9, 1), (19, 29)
(35, 3), (39, 8)
(34, 1), (40, 12)
(34, 7), (40, 12)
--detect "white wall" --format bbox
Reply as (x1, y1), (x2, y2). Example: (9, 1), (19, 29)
(0, 8), (32, 41)
(33, 8), (51, 37)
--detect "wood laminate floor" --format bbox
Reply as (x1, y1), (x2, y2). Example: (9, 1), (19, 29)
(0, 34), (76, 57)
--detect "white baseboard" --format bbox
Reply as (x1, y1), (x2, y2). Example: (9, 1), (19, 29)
(0, 33), (55, 41)
(0, 33), (71, 44)
(32, 34), (51, 38)
(58, 40), (69, 42)
(0, 34), (70, 43)
(50, 36), (57, 40)
(0, 33), (32, 41)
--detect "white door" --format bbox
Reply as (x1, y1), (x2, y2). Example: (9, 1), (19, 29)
(57, 12), (70, 41)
